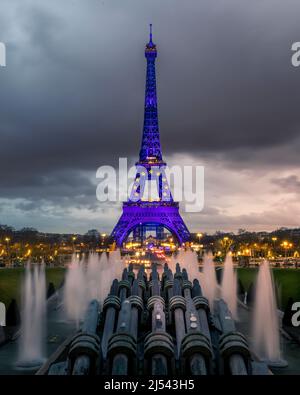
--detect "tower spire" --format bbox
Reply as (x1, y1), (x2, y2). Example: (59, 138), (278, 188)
(149, 23), (153, 43)
(139, 25), (162, 162)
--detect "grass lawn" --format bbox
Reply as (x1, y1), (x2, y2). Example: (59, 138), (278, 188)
(0, 267), (66, 307)
(237, 268), (300, 310)
(0, 266), (298, 312)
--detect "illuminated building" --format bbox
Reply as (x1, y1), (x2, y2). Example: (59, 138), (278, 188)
(111, 25), (190, 246)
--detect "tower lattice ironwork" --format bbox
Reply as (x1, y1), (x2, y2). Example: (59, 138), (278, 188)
(111, 25), (191, 246)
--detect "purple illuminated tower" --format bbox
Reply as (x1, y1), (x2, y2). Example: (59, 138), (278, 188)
(111, 25), (191, 246)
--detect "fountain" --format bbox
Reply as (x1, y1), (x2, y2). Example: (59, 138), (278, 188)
(252, 260), (287, 368)
(170, 248), (202, 286)
(221, 253), (238, 319)
(243, 291), (248, 305)
(202, 252), (218, 310)
(96, 252), (109, 304)
(108, 249), (123, 283)
(64, 250), (125, 325)
(168, 253), (177, 273)
(180, 249), (202, 282)
(94, 250), (123, 304)
(64, 257), (87, 327)
(17, 263), (46, 370)
(86, 253), (102, 302)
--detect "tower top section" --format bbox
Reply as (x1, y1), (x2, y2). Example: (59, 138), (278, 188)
(139, 24), (162, 163)
(145, 24), (157, 59)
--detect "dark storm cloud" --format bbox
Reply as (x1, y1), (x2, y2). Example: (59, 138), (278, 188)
(272, 175), (300, 193)
(0, 0), (299, 232)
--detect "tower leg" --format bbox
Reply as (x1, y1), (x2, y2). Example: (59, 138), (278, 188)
(157, 225), (164, 240)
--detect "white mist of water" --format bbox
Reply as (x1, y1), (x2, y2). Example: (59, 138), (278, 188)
(221, 253), (238, 319)
(64, 250), (124, 325)
(19, 263), (46, 365)
(64, 257), (87, 327)
(169, 249), (202, 283)
(108, 249), (123, 283)
(181, 249), (202, 282)
(86, 253), (102, 302)
(202, 252), (218, 310)
(168, 253), (177, 273)
(253, 260), (281, 363)
(244, 291), (248, 305)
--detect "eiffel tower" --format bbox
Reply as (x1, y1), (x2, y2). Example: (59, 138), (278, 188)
(111, 25), (191, 246)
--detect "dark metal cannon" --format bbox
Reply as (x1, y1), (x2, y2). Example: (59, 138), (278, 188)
(128, 263), (135, 286)
(107, 299), (136, 374)
(180, 269), (212, 375)
(129, 279), (143, 341)
(192, 279), (211, 343)
(41, 259), (269, 376)
(67, 299), (101, 375)
(145, 263), (174, 375)
(118, 268), (131, 301)
(169, 278), (186, 358)
(101, 279), (120, 359)
(105, 269), (141, 375)
(214, 299), (250, 375)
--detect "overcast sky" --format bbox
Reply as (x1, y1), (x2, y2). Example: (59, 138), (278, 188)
(0, 0), (299, 234)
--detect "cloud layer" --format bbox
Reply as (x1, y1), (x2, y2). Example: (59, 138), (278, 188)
(0, 0), (299, 233)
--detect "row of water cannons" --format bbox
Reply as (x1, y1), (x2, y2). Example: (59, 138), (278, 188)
(47, 263), (269, 375)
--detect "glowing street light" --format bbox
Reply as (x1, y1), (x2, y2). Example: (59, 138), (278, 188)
(4, 237), (11, 265)
(197, 233), (203, 244)
(72, 236), (77, 253)
(281, 241), (292, 258)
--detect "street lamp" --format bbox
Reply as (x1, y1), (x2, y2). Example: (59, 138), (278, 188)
(101, 233), (107, 247)
(197, 233), (203, 244)
(196, 233), (203, 256)
(289, 243), (293, 257)
(72, 236), (77, 253)
(271, 237), (277, 257)
(5, 237), (10, 266)
(282, 241), (289, 259)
